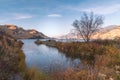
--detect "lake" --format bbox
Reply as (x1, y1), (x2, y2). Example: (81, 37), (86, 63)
(22, 39), (83, 73)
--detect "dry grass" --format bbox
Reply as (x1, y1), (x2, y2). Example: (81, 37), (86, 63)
(35, 39), (120, 80)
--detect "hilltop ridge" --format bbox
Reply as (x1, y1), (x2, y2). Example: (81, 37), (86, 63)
(92, 25), (120, 39)
(0, 24), (48, 39)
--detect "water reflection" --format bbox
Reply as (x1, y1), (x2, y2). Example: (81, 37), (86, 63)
(22, 39), (83, 72)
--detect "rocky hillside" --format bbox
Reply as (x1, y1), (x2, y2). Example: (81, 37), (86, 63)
(92, 25), (120, 39)
(0, 25), (48, 39)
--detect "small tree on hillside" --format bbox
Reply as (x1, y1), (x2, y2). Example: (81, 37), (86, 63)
(73, 12), (104, 42)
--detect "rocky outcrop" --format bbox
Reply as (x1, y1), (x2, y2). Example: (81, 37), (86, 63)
(0, 25), (48, 39)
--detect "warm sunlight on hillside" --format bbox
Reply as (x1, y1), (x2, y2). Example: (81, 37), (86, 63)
(7, 25), (17, 30)
(92, 26), (120, 39)
(0, 0), (120, 80)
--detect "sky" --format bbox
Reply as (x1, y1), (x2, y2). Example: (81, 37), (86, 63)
(0, 0), (120, 37)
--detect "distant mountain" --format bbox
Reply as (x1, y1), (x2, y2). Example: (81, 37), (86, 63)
(0, 25), (48, 39)
(58, 25), (120, 40)
(57, 29), (81, 39)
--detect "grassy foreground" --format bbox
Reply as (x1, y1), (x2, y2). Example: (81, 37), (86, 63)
(35, 39), (120, 80)
(0, 34), (26, 80)
(0, 34), (46, 80)
(1, 34), (119, 80)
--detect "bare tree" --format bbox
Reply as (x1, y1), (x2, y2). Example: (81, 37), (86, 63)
(73, 12), (104, 42)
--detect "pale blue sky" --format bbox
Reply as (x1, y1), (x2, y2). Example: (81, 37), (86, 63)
(0, 0), (120, 37)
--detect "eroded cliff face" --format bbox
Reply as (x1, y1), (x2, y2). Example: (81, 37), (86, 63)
(0, 24), (48, 39)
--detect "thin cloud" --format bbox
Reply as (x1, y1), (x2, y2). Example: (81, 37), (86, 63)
(0, 13), (33, 23)
(47, 14), (62, 17)
(13, 14), (33, 20)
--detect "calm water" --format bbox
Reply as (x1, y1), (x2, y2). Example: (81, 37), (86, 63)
(22, 39), (83, 72)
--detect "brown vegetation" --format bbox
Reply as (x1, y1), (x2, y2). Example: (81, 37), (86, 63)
(0, 34), (26, 80)
(35, 39), (120, 80)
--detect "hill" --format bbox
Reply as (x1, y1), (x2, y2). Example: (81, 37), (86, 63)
(92, 25), (120, 39)
(0, 25), (48, 39)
